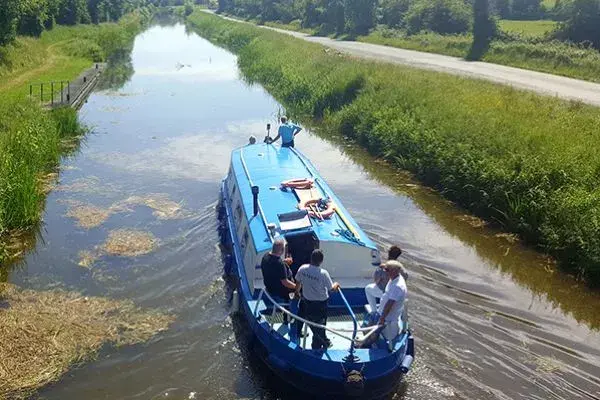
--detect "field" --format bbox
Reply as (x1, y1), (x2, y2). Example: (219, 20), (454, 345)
(188, 10), (600, 286)
(0, 9), (153, 262)
(498, 20), (558, 37)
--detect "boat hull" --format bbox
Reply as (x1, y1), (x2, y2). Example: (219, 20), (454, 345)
(218, 181), (411, 399)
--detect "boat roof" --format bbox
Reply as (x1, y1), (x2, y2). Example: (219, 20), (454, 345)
(229, 144), (377, 253)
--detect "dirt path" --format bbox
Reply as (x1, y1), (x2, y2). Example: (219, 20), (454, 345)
(211, 11), (600, 107)
(0, 43), (62, 93)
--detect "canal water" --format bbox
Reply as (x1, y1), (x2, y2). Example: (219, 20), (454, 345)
(6, 23), (600, 399)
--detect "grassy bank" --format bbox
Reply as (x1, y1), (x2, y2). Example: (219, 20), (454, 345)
(244, 16), (600, 83)
(0, 9), (154, 263)
(187, 10), (600, 286)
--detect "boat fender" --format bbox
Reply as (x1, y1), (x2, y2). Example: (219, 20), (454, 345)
(267, 353), (290, 372)
(281, 178), (314, 190)
(223, 254), (233, 276)
(400, 355), (413, 374)
(344, 370), (365, 397)
(400, 333), (415, 374)
(230, 289), (240, 314)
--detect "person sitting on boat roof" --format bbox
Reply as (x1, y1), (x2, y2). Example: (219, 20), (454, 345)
(365, 246), (405, 316)
(294, 249), (340, 350)
(267, 116), (302, 148)
(377, 260), (408, 343)
(261, 239), (297, 323)
(248, 135), (257, 145)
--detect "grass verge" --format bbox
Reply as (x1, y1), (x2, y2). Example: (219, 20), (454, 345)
(237, 15), (600, 83)
(188, 10), (600, 286)
(358, 27), (600, 82)
(0, 8), (154, 264)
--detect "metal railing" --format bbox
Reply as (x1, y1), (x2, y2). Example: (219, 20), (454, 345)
(29, 81), (71, 106)
(253, 288), (382, 353)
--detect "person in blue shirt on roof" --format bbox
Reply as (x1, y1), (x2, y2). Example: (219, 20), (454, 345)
(268, 116), (302, 148)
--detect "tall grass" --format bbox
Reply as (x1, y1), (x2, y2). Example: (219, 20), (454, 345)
(0, 103), (80, 235)
(188, 10), (600, 286)
(0, 8), (153, 264)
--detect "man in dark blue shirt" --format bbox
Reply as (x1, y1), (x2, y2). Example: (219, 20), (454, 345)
(269, 116), (302, 148)
(260, 239), (297, 323)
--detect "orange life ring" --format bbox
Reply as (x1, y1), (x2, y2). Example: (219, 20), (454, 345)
(299, 198), (336, 219)
(281, 178), (314, 190)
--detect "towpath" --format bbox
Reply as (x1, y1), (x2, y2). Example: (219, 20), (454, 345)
(211, 11), (600, 107)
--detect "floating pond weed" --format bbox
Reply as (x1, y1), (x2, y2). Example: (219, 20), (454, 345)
(0, 283), (173, 400)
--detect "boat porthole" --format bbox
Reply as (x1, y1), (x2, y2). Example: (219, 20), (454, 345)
(258, 153), (264, 157)
(331, 231), (340, 237)
(269, 186), (277, 190)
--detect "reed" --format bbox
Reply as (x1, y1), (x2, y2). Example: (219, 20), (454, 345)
(188, 10), (600, 286)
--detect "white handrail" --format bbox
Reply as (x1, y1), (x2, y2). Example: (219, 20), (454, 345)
(254, 289), (382, 343)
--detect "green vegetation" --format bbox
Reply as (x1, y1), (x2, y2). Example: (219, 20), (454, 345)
(0, 9), (153, 263)
(188, 10), (600, 286)
(498, 19), (557, 36)
(216, 0), (600, 81)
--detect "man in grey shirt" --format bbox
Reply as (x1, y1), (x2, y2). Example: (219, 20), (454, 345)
(295, 249), (340, 350)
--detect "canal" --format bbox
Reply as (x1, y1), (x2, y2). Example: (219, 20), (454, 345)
(6, 23), (600, 399)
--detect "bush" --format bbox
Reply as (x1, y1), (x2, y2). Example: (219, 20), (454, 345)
(405, 0), (472, 35)
(554, 0), (600, 49)
(379, 0), (410, 27)
(344, 0), (376, 35)
(0, 0), (20, 46)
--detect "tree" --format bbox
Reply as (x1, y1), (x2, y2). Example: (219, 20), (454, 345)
(344, 0), (376, 35)
(379, 0), (410, 28)
(405, 0), (472, 35)
(554, 0), (600, 49)
(0, 0), (20, 46)
(18, 0), (50, 37)
(490, 0), (510, 18)
(467, 0), (497, 60)
(56, 0), (91, 24)
(511, 0), (543, 19)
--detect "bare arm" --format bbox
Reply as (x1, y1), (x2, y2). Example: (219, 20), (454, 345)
(331, 282), (340, 291)
(268, 133), (280, 144)
(281, 278), (296, 290)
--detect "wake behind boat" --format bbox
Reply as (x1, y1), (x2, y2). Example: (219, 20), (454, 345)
(218, 133), (414, 399)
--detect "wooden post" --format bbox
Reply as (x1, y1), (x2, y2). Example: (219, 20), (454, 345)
(41, 83), (43, 102)
(51, 82), (54, 105)
(61, 81), (64, 103)
(29, 84), (32, 97)
(67, 82), (70, 103)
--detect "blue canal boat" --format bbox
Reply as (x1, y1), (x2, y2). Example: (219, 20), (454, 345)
(218, 135), (414, 399)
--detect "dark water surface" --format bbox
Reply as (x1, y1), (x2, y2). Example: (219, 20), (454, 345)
(6, 24), (600, 400)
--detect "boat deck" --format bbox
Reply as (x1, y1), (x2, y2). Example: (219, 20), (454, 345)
(261, 308), (391, 353)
